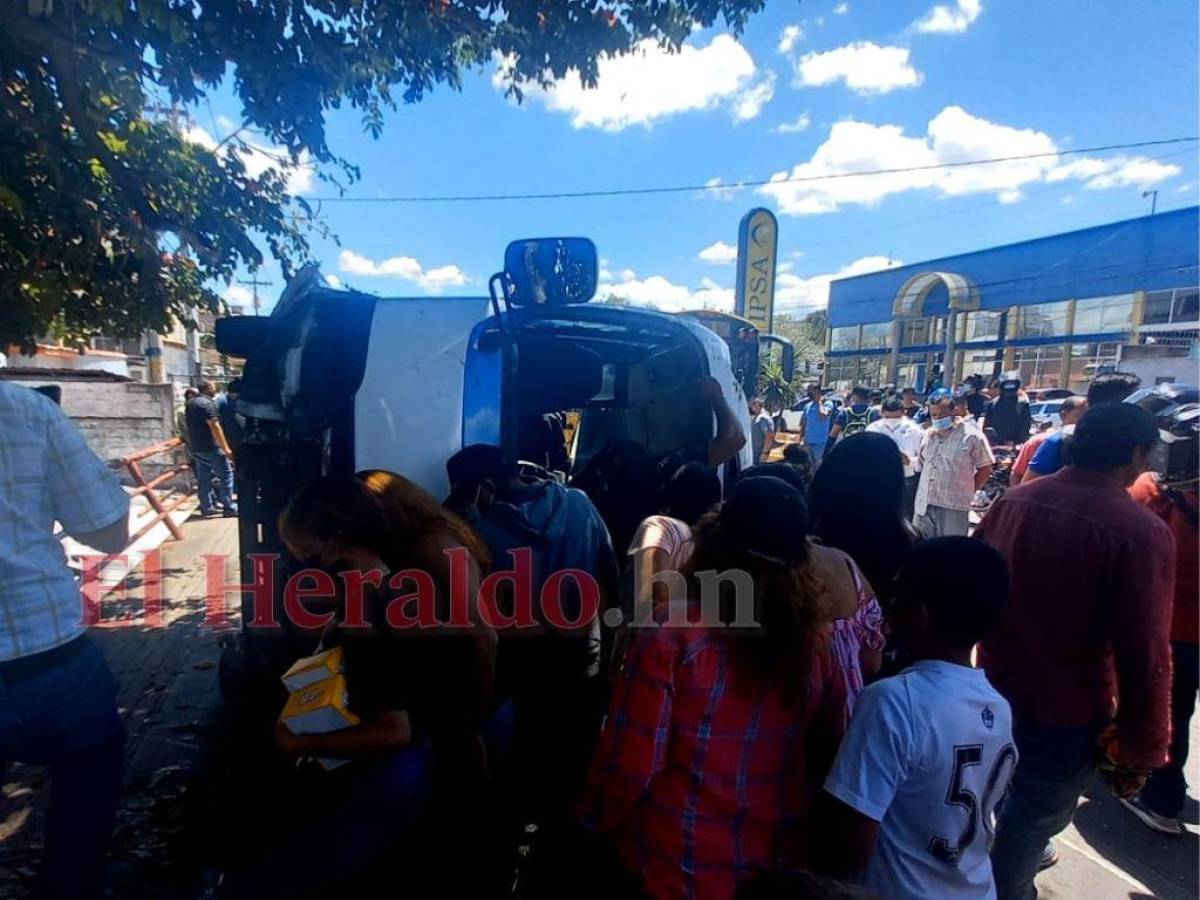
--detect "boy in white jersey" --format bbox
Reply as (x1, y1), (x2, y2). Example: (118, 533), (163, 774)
(824, 537), (1016, 900)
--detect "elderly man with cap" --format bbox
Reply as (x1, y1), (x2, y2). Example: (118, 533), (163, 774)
(913, 388), (995, 538)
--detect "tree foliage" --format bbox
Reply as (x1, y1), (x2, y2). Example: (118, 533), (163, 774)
(0, 0), (767, 351)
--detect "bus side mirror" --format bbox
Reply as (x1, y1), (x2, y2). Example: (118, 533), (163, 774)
(502, 237), (598, 306)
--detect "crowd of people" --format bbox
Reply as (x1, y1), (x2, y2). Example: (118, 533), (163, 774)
(0, 367), (1196, 900)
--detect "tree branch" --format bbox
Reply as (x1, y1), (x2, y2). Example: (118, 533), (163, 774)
(47, 53), (220, 265)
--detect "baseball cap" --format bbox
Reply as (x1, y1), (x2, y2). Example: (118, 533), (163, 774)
(928, 388), (953, 404)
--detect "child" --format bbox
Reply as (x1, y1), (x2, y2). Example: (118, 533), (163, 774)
(823, 537), (1015, 900)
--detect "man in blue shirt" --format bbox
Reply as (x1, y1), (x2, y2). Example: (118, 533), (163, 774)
(798, 384), (834, 464)
(1025, 372), (1142, 481)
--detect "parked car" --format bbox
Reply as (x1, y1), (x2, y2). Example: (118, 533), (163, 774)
(1029, 399), (1066, 430)
(780, 396), (843, 432)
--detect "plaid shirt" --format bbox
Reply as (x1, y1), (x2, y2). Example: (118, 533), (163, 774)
(0, 383), (129, 661)
(914, 419), (994, 514)
(579, 618), (847, 900)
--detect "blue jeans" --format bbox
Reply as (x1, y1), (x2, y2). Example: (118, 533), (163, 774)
(991, 720), (1101, 900)
(1141, 641), (1199, 817)
(0, 635), (125, 900)
(192, 448), (236, 514)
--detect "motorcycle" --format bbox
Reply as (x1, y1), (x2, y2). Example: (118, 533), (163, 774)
(972, 435), (1017, 515)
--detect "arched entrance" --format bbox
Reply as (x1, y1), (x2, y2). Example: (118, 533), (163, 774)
(888, 271), (979, 387)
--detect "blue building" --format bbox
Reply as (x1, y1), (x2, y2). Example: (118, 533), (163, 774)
(824, 207), (1199, 393)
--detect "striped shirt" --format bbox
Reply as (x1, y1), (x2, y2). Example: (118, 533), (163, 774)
(579, 612), (847, 900)
(0, 382), (129, 661)
(914, 420), (995, 514)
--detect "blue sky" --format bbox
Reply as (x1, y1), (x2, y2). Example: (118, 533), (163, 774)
(193, 0), (1199, 318)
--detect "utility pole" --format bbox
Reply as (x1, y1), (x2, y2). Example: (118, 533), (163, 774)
(1142, 189), (1158, 216)
(236, 273), (273, 316)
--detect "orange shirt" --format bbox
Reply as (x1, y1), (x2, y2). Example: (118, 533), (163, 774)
(1129, 473), (1198, 645)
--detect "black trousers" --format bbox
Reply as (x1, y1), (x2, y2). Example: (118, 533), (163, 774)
(1141, 640), (1199, 817)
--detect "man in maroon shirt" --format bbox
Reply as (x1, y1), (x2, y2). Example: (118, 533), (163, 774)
(976, 402), (1175, 900)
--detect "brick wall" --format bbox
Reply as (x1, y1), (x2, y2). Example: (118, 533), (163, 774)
(8, 378), (176, 462)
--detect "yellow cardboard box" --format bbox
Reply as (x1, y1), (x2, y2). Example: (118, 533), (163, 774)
(280, 673), (360, 734)
(281, 645), (347, 693)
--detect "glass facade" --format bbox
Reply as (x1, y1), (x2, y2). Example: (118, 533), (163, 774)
(1014, 300), (1072, 339)
(830, 325), (858, 352)
(1073, 294), (1134, 334)
(860, 322), (891, 349)
(962, 309), (1004, 343)
(1067, 342), (1122, 392)
(1144, 288), (1200, 326)
(1012, 345), (1065, 389)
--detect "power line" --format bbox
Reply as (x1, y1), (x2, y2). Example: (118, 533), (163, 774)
(310, 136), (1199, 204)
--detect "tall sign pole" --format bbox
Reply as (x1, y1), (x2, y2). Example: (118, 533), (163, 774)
(734, 207), (779, 334)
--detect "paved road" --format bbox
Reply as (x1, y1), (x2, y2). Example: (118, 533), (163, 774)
(1036, 703), (1199, 899)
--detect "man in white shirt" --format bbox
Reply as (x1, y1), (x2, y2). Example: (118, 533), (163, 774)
(825, 537), (1016, 900)
(868, 396), (925, 522)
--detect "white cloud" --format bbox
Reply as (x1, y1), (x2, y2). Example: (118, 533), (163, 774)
(915, 0), (983, 34)
(733, 72), (777, 123)
(596, 272), (734, 313)
(1177, 181), (1198, 196)
(772, 112), (812, 134)
(794, 42), (922, 95)
(618, 268), (637, 282)
(497, 35), (774, 131)
(323, 273), (343, 288)
(184, 125), (314, 195)
(337, 249), (469, 292)
(1047, 156), (1182, 190)
(778, 25), (804, 54)
(776, 255), (897, 313)
(702, 177), (742, 201)
(757, 105), (1179, 216)
(595, 255), (894, 316)
(698, 240), (738, 264)
(223, 284), (254, 308)
(833, 2), (850, 14)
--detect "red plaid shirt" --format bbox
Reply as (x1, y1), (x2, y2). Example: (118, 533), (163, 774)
(579, 621), (847, 900)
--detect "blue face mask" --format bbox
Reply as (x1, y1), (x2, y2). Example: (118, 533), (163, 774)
(932, 415), (955, 431)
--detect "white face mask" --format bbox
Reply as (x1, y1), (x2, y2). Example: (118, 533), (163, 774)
(932, 415), (955, 431)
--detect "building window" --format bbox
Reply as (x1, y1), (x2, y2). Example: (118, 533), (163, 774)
(860, 322), (891, 349)
(960, 347), (1001, 381)
(830, 326), (858, 352)
(962, 309), (1004, 343)
(1014, 300), (1072, 339)
(1144, 288), (1200, 326)
(1068, 342), (1122, 392)
(1073, 294), (1134, 335)
(1012, 345), (1065, 389)
(900, 317), (932, 347)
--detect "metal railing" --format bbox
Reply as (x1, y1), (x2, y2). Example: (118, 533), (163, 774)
(113, 438), (194, 543)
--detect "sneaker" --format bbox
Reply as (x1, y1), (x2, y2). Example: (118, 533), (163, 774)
(1120, 794), (1186, 836)
(1038, 841), (1059, 871)
(221, 507), (239, 518)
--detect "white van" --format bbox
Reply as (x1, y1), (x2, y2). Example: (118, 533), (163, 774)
(215, 238), (756, 677)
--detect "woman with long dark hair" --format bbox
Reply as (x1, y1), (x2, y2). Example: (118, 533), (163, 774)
(809, 432), (916, 614)
(222, 473), (499, 896)
(580, 477), (847, 900)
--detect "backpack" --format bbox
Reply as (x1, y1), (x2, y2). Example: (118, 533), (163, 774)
(841, 406), (873, 438)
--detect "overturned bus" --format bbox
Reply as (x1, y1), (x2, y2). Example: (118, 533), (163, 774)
(214, 237), (790, 688)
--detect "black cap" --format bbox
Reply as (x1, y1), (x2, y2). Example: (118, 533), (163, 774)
(446, 443), (505, 486)
(719, 476), (809, 566)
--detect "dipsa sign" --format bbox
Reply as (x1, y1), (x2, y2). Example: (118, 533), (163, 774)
(734, 207), (779, 334)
